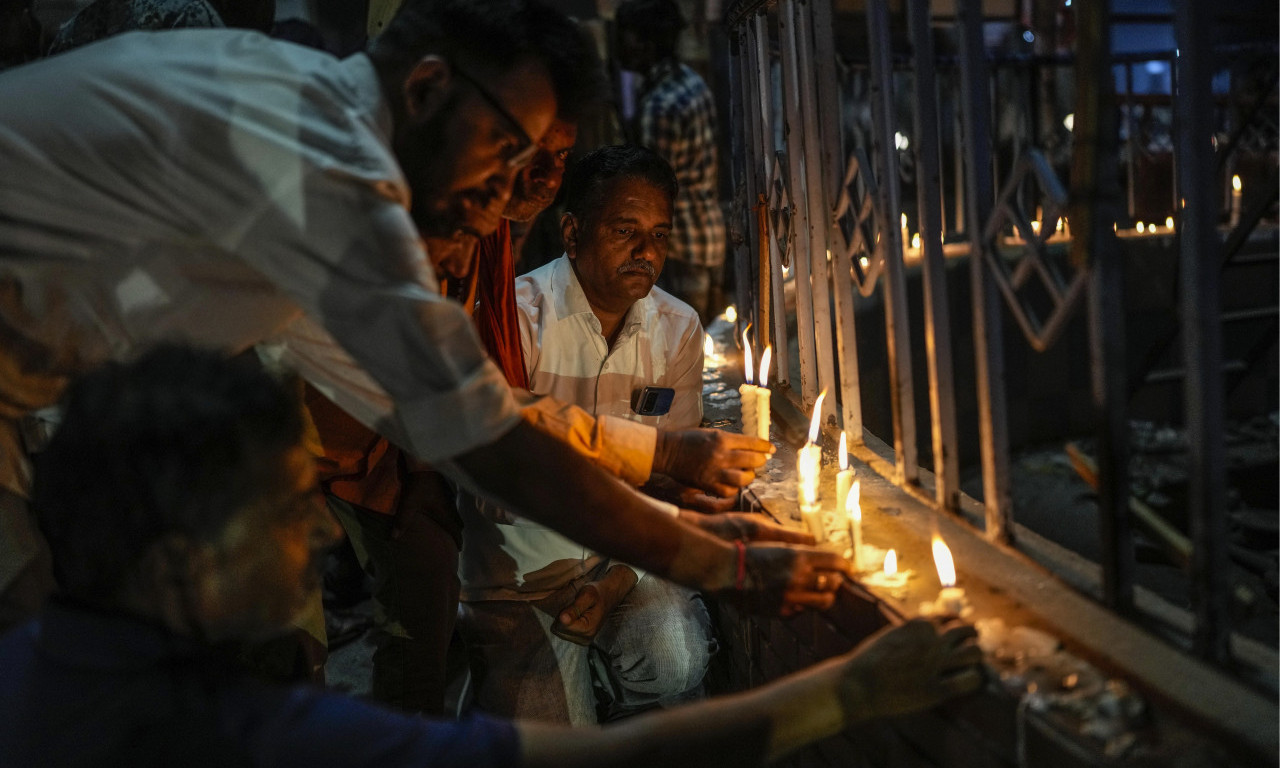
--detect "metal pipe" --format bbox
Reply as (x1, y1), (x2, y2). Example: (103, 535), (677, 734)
(906, 0), (960, 511)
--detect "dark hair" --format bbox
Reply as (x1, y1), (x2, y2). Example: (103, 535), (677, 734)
(562, 144), (678, 224)
(614, 0), (686, 61)
(32, 345), (304, 608)
(368, 0), (604, 122)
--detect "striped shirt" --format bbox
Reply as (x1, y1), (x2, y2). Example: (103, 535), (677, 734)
(457, 255), (703, 601)
(637, 61), (726, 268)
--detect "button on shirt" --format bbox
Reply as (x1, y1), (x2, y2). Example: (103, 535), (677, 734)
(457, 255), (703, 601)
(0, 30), (520, 497)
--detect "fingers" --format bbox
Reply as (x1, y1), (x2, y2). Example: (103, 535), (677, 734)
(793, 548), (858, 580)
(716, 468), (755, 489)
(722, 448), (770, 470)
(557, 588), (599, 626)
(749, 521), (815, 545)
(938, 667), (984, 696)
(716, 432), (775, 456)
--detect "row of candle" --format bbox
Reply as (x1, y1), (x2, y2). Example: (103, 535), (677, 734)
(723, 327), (968, 614)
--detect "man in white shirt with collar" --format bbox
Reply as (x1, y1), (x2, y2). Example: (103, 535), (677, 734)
(459, 146), (793, 724)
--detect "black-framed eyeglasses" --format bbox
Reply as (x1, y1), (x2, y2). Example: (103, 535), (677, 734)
(451, 64), (539, 170)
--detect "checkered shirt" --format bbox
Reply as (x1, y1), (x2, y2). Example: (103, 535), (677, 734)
(638, 61), (726, 268)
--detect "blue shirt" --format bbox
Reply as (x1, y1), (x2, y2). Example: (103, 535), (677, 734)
(0, 602), (520, 767)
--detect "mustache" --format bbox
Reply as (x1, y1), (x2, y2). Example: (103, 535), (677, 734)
(617, 260), (656, 278)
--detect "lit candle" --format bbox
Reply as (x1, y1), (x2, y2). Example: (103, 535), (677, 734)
(1165, 215), (1175, 231)
(1136, 221), (1145, 234)
(910, 232), (921, 252)
(1230, 174), (1242, 228)
(754, 346), (772, 441)
(884, 548), (897, 577)
(900, 213), (909, 253)
(724, 304), (738, 323)
(739, 328), (758, 438)
(835, 431), (854, 529)
(797, 389), (827, 542)
(846, 480), (863, 571)
(931, 536), (968, 616)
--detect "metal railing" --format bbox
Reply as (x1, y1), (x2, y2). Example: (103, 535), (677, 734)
(723, 0), (1277, 672)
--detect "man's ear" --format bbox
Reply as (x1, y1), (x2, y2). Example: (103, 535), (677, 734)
(561, 212), (580, 259)
(402, 55), (451, 121)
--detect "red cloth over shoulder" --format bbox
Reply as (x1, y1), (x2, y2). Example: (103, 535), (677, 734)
(474, 219), (529, 389)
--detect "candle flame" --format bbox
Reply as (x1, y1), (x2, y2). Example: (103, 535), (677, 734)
(911, 233), (921, 249)
(798, 444), (820, 507)
(1165, 216), (1174, 230)
(724, 305), (737, 323)
(703, 333), (715, 358)
(900, 213), (907, 229)
(884, 549), (898, 577)
(932, 536), (956, 588)
(838, 430), (848, 470)
(1232, 174), (1242, 192)
(1056, 217), (1064, 233)
(1030, 220), (1041, 235)
(846, 480), (860, 521)
(1136, 221), (1145, 234)
(807, 389), (827, 444)
(759, 346), (772, 388)
(742, 326), (753, 384)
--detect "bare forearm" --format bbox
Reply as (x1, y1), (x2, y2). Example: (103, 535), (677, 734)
(453, 421), (734, 592)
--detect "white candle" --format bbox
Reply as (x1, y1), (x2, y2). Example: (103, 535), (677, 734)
(1230, 174), (1242, 228)
(835, 431), (854, 526)
(739, 328), (758, 437)
(931, 536), (968, 615)
(797, 390), (826, 542)
(846, 480), (863, 571)
(755, 346), (772, 441)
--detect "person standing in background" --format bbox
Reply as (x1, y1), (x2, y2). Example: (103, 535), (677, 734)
(615, 0), (726, 323)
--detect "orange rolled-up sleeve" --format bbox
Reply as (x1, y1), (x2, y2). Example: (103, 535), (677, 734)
(519, 396), (656, 487)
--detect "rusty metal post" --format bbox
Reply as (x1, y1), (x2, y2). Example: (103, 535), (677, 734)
(1072, 1), (1134, 615)
(866, 0), (919, 484)
(779, 0), (820, 407)
(907, 0), (960, 512)
(957, 0), (1013, 542)
(1173, 0), (1230, 664)
(730, 24), (757, 338)
(811, 0), (864, 441)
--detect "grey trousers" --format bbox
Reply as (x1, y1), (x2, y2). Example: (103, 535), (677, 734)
(460, 564), (716, 725)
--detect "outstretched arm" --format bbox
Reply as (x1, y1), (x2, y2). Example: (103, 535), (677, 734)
(517, 619), (985, 768)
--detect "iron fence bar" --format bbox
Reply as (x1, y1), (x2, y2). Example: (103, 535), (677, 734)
(794, 0), (838, 427)
(1072, 0), (1134, 616)
(741, 17), (765, 346)
(953, 91), (965, 233)
(732, 24), (759, 340)
(866, 0), (918, 485)
(906, 0), (959, 511)
(957, 0), (1013, 542)
(1173, 0), (1230, 664)
(1123, 63), (1137, 221)
(779, 0), (820, 407)
(810, 0), (864, 441)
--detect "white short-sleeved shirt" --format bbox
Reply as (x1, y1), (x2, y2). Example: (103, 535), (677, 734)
(457, 255), (701, 601)
(0, 30), (520, 496)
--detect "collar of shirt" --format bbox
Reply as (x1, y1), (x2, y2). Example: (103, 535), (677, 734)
(548, 254), (649, 344)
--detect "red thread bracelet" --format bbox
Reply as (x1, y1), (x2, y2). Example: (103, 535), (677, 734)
(734, 540), (747, 591)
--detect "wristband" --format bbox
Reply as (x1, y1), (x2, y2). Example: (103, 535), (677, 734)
(734, 540), (747, 591)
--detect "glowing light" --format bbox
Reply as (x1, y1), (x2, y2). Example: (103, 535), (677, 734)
(894, 132), (910, 150)
(859, 256), (870, 269)
(846, 480), (860, 521)
(838, 430), (848, 471)
(911, 233), (921, 249)
(1136, 221), (1145, 234)
(884, 549), (898, 577)
(807, 389), (827, 444)
(1062, 113), (1074, 132)
(1165, 216), (1174, 230)
(724, 305), (738, 323)
(759, 346), (772, 388)
(704, 334), (715, 358)
(1022, 29), (1035, 43)
(1030, 220), (1042, 236)
(901, 213), (908, 230)
(1232, 174), (1242, 192)
(932, 536), (956, 588)
(741, 326), (754, 384)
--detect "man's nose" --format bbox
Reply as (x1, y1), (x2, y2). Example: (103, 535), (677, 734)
(633, 232), (664, 261)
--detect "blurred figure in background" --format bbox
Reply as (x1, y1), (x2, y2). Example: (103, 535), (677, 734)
(47, 0), (275, 55)
(615, 0), (726, 323)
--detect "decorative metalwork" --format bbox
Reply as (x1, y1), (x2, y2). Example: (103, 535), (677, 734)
(981, 149), (1090, 353)
(764, 152), (794, 266)
(830, 148), (884, 295)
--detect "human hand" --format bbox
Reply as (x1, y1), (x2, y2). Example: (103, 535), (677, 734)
(718, 543), (854, 616)
(643, 474), (740, 513)
(654, 429), (775, 497)
(552, 567), (638, 645)
(684, 511), (816, 546)
(837, 619), (984, 722)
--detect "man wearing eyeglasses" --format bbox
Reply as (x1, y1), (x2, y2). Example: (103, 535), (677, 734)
(0, 0), (853, 639)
